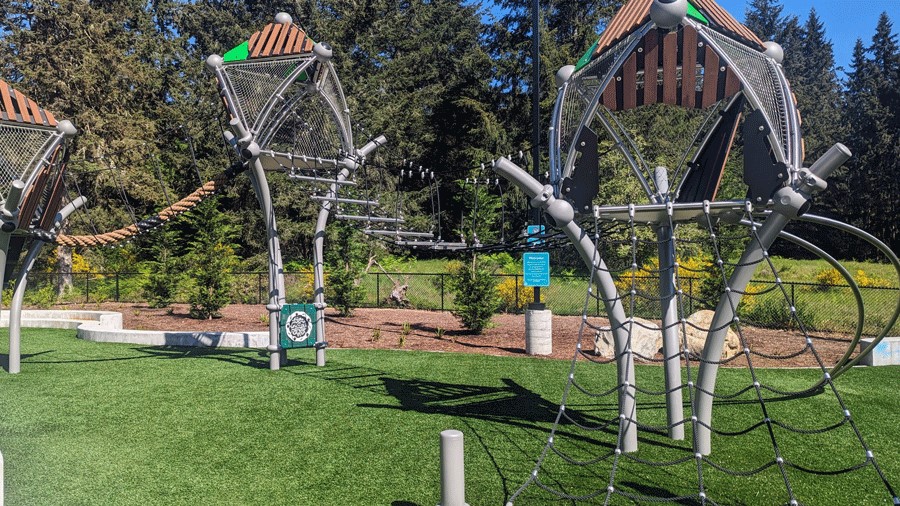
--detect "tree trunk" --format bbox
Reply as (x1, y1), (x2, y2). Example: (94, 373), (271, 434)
(55, 246), (73, 297)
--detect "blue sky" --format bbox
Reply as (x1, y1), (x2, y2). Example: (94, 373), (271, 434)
(717, 0), (900, 74)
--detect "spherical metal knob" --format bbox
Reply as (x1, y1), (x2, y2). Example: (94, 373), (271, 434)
(313, 42), (333, 61)
(555, 65), (576, 88)
(275, 12), (293, 24)
(206, 54), (224, 70)
(650, 0), (687, 29)
(763, 41), (784, 64)
(56, 119), (77, 137)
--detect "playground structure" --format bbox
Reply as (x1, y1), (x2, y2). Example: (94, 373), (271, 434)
(493, 0), (899, 503)
(0, 2), (898, 503)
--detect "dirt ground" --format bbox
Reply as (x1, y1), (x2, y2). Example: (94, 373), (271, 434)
(69, 302), (860, 369)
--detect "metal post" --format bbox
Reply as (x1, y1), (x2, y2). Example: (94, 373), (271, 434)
(246, 158), (285, 371)
(439, 430), (468, 506)
(0, 180), (25, 307)
(376, 272), (380, 307)
(115, 274), (120, 302)
(85, 272), (89, 304)
(8, 197), (85, 374)
(440, 274), (445, 311)
(531, 0), (541, 308)
(694, 143), (851, 454)
(493, 157), (637, 452)
(657, 223), (683, 440)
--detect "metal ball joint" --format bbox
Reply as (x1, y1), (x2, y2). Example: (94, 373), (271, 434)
(555, 65), (576, 88)
(275, 12), (293, 24)
(205, 54), (224, 70)
(763, 41), (784, 64)
(650, 0), (687, 29)
(314, 42), (333, 62)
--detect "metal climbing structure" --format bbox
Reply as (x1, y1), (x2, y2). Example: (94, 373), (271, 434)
(494, 0), (900, 503)
(206, 12), (388, 369)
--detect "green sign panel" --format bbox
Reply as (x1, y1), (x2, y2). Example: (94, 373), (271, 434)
(523, 252), (551, 287)
(280, 304), (317, 349)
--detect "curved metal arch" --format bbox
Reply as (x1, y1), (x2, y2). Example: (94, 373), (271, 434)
(551, 18), (804, 198)
(255, 60), (354, 157)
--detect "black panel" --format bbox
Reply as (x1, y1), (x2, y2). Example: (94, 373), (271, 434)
(677, 94), (745, 202)
(743, 108), (788, 204)
(561, 126), (599, 215)
(4, 236), (27, 289)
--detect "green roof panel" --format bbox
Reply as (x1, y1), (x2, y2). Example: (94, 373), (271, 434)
(687, 2), (710, 24)
(223, 41), (250, 62)
(575, 39), (600, 72)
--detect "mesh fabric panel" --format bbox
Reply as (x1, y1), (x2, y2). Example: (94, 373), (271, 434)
(0, 124), (54, 200)
(223, 57), (309, 129)
(702, 29), (790, 160)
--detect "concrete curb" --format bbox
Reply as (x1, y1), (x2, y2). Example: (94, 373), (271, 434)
(2, 309), (268, 348)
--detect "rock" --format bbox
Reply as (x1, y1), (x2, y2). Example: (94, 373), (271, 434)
(681, 310), (741, 360)
(592, 311), (741, 361)
(594, 317), (662, 360)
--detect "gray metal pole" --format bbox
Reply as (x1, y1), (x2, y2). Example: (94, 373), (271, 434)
(656, 224), (683, 439)
(493, 157), (637, 452)
(439, 430), (468, 506)
(653, 168), (683, 440)
(694, 144), (851, 454)
(530, 0), (541, 307)
(0, 180), (26, 364)
(312, 136), (387, 368)
(247, 159), (285, 371)
(8, 197), (86, 374)
(693, 211), (787, 454)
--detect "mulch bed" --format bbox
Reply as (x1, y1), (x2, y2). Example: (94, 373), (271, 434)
(60, 303), (862, 369)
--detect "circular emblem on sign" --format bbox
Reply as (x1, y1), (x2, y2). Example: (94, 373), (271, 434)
(285, 311), (313, 342)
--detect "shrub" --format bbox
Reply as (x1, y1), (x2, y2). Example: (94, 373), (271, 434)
(814, 268), (843, 288)
(143, 228), (182, 308)
(855, 269), (892, 288)
(325, 222), (367, 316)
(496, 274), (533, 313)
(446, 255), (500, 334)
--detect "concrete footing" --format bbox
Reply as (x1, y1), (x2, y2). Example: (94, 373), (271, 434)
(525, 307), (552, 355)
(859, 337), (900, 366)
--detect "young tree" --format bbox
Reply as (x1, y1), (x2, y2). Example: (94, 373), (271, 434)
(325, 221), (367, 316)
(185, 197), (238, 319)
(447, 254), (501, 334)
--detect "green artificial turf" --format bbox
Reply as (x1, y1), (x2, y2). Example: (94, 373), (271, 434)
(1, 329), (898, 505)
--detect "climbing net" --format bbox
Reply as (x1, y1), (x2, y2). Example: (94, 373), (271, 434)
(505, 203), (899, 505)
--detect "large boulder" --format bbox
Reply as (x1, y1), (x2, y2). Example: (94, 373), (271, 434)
(592, 311), (741, 361)
(594, 317), (663, 360)
(681, 310), (741, 360)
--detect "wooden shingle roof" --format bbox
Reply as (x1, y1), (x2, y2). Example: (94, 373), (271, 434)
(0, 79), (58, 127)
(593, 0), (764, 58)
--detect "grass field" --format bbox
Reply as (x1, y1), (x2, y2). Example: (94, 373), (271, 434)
(2, 329), (898, 505)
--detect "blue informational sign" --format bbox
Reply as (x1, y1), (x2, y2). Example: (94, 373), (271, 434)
(526, 224), (545, 245)
(523, 252), (551, 287)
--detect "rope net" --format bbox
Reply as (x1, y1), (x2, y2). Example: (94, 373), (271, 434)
(506, 205), (898, 505)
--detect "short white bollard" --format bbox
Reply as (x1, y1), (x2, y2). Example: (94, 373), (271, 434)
(438, 430), (468, 506)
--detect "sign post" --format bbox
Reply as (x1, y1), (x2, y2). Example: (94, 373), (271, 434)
(522, 250), (552, 355)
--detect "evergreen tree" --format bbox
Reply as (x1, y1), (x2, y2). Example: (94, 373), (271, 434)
(793, 9), (841, 163)
(186, 197), (238, 319)
(744, 0), (785, 41)
(841, 14), (900, 254)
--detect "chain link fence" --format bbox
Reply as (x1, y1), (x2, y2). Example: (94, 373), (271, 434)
(15, 270), (900, 335)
